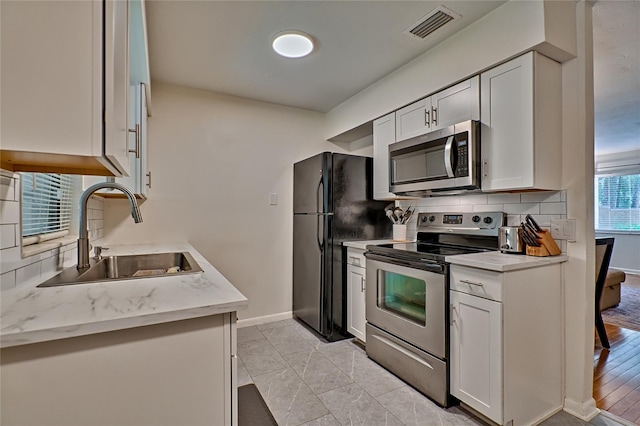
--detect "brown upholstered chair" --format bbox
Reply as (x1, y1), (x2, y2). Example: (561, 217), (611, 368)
(600, 268), (626, 310)
(595, 237), (615, 349)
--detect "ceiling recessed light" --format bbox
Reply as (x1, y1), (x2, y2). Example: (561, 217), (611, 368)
(272, 31), (314, 58)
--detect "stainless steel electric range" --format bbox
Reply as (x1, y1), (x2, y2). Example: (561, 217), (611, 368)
(364, 211), (505, 407)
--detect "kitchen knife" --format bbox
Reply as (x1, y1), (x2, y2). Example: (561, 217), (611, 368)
(524, 221), (539, 238)
(525, 214), (543, 232)
(521, 223), (540, 246)
(520, 225), (535, 246)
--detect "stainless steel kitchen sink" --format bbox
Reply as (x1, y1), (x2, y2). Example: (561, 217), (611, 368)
(38, 252), (204, 287)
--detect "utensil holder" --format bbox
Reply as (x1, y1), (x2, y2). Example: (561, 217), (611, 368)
(393, 224), (407, 241)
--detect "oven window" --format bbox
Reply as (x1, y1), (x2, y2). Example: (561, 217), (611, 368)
(377, 270), (426, 326)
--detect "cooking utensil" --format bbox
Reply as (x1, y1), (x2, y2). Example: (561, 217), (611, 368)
(386, 210), (397, 224)
(402, 207), (414, 224)
(394, 207), (404, 223)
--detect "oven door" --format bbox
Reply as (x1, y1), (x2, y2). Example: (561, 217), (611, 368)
(366, 253), (447, 359)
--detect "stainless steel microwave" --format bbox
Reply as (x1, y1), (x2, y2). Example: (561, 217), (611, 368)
(389, 120), (480, 196)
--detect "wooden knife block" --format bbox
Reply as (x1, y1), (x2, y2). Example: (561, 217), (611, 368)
(526, 230), (562, 257)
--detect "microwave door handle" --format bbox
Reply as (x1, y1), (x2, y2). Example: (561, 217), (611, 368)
(444, 136), (455, 178)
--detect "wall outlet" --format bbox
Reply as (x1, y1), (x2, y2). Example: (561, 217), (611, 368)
(550, 219), (576, 242)
(269, 193), (278, 205)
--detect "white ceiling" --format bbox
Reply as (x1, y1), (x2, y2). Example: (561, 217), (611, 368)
(146, 0), (639, 156)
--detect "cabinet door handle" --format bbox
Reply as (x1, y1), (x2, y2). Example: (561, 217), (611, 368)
(460, 279), (484, 287)
(424, 109), (431, 128)
(361, 276), (365, 293)
(483, 160), (489, 178)
(146, 171), (152, 188)
(450, 304), (456, 325)
(128, 124), (141, 158)
(432, 106), (438, 126)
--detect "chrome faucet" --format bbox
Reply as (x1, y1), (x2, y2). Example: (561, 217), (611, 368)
(77, 182), (143, 269)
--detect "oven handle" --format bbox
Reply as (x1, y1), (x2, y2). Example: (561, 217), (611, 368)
(365, 253), (445, 274)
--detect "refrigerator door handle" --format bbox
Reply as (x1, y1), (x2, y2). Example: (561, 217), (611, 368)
(317, 214), (324, 250)
(316, 169), (324, 214)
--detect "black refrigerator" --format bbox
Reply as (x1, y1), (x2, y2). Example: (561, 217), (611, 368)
(293, 152), (391, 341)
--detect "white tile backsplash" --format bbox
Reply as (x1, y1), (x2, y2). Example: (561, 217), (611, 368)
(521, 191), (562, 203)
(487, 193), (521, 204)
(1, 175), (16, 201)
(1, 200), (19, 224)
(398, 190), (568, 252)
(0, 270), (16, 291)
(0, 172), (105, 291)
(1, 224), (16, 249)
(503, 203), (539, 215)
(540, 202), (567, 214)
(16, 261), (41, 287)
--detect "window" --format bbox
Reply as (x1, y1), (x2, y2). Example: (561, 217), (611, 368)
(595, 173), (640, 232)
(21, 173), (74, 245)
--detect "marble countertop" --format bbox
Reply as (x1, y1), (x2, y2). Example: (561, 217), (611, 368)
(1, 243), (248, 348)
(446, 251), (569, 272)
(343, 239), (412, 250)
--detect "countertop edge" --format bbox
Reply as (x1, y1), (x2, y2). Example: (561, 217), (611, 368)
(1, 300), (249, 349)
(446, 253), (569, 272)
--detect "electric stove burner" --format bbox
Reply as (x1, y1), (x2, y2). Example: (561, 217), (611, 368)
(366, 211), (506, 264)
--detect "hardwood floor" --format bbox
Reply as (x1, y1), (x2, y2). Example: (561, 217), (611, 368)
(594, 322), (640, 425)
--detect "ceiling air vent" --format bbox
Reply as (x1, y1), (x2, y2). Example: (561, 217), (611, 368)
(404, 6), (461, 40)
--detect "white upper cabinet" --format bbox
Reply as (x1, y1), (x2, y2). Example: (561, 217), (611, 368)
(480, 52), (562, 192)
(84, 0), (151, 198)
(373, 112), (397, 200)
(432, 76), (480, 130)
(395, 77), (480, 142)
(395, 98), (432, 142)
(0, 0), (132, 177)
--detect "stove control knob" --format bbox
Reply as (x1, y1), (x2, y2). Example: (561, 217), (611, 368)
(483, 216), (493, 224)
(421, 215), (428, 223)
(429, 215), (436, 222)
(472, 215), (481, 223)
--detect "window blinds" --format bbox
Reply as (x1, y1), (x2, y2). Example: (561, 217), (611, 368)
(595, 174), (640, 232)
(21, 173), (74, 238)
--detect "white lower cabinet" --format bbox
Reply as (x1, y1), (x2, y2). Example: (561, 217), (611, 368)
(449, 264), (563, 426)
(346, 247), (366, 342)
(450, 290), (503, 423)
(1, 313), (238, 426)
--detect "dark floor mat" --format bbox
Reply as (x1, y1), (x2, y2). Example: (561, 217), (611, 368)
(238, 384), (277, 426)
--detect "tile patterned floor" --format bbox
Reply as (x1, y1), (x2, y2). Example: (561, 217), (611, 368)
(237, 318), (628, 426)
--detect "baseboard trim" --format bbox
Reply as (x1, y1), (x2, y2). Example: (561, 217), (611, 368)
(563, 397), (599, 422)
(600, 410), (637, 426)
(237, 311), (293, 328)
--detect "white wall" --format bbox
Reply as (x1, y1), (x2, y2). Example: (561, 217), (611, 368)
(561, 1), (598, 419)
(595, 232), (640, 273)
(102, 83), (364, 321)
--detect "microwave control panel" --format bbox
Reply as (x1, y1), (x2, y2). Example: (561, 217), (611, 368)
(455, 133), (469, 177)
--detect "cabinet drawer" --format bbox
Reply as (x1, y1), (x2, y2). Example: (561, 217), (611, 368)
(346, 248), (366, 267)
(450, 265), (503, 302)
